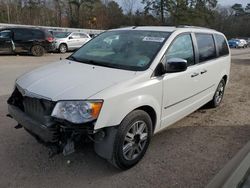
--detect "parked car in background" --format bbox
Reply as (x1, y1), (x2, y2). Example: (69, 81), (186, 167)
(247, 38), (250, 47)
(8, 26), (231, 169)
(228, 39), (239, 48)
(53, 31), (91, 53)
(0, 27), (55, 56)
(238, 39), (248, 48)
(228, 39), (247, 48)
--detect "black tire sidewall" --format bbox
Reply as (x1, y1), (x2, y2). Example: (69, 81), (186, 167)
(113, 110), (153, 169)
(59, 44), (67, 53)
(31, 45), (45, 56)
(213, 79), (226, 107)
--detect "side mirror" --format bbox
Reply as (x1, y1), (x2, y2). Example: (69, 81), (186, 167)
(69, 36), (73, 40)
(164, 58), (188, 73)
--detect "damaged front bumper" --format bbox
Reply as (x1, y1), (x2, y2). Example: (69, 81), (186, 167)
(7, 88), (98, 156)
(8, 104), (58, 143)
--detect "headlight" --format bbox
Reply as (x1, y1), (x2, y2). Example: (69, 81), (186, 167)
(51, 100), (103, 124)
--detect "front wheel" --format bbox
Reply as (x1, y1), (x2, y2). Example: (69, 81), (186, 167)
(110, 110), (153, 169)
(208, 79), (226, 108)
(59, 44), (67, 53)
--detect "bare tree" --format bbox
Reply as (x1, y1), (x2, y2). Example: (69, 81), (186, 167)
(122, 0), (136, 14)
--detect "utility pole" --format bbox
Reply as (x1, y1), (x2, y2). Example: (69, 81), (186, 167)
(160, 0), (164, 24)
(6, 3), (10, 23)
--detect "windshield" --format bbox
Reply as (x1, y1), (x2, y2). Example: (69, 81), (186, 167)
(54, 32), (71, 38)
(68, 30), (171, 71)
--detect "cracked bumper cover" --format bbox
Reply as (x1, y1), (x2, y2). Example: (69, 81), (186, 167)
(8, 104), (58, 143)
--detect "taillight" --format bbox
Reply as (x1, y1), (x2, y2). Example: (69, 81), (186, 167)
(47, 37), (54, 43)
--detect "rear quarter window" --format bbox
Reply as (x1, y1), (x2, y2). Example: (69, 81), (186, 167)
(215, 34), (229, 57)
(195, 33), (216, 63)
(31, 30), (45, 39)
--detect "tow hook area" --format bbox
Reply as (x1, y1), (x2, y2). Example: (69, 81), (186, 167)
(48, 138), (75, 158)
(63, 139), (75, 156)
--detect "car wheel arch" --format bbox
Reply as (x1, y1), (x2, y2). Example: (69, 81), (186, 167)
(59, 43), (68, 49)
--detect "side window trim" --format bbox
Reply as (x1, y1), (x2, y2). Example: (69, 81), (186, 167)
(212, 34), (219, 58)
(190, 32), (199, 65)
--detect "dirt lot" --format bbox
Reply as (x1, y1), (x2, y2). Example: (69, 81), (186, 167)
(0, 49), (249, 188)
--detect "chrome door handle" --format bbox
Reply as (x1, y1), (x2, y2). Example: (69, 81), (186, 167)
(191, 72), (199, 78)
(201, 70), (207, 74)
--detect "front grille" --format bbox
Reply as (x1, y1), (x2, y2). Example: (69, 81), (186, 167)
(23, 97), (55, 125)
(8, 87), (56, 126)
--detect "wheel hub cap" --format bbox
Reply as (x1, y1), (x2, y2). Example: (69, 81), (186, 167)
(122, 121), (148, 161)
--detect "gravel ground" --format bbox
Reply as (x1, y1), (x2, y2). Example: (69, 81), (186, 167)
(0, 49), (249, 188)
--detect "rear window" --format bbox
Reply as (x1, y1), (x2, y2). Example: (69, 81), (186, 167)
(215, 34), (229, 57)
(31, 30), (44, 39)
(195, 33), (216, 63)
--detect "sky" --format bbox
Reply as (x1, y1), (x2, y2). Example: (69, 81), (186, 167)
(218, 0), (248, 6)
(114, 0), (249, 12)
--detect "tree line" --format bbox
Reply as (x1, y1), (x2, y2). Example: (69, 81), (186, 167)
(0, 0), (249, 38)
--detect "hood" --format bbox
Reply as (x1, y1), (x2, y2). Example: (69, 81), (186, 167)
(16, 60), (137, 101)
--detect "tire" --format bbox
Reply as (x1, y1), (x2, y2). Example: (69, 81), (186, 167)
(59, 44), (67, 53)
(208, 79), (226, 108)
(110, 110), (153, 169)
(31, 45), (45, 56)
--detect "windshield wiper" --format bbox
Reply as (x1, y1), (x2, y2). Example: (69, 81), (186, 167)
(67, 57), (128, 70)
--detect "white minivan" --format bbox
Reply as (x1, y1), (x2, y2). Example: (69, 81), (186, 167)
(7, 26), (231, 169)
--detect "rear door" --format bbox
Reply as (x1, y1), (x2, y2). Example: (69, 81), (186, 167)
(193, 33), (220, 99)
(0, 30), (13, 54)
(12, 28), (33, 52)
(78, 33), (90, 47)
(67, 33), (80, 49)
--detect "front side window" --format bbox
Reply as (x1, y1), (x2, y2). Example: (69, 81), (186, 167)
(215, 34), (229, 57)
(69, 30), (171, 71)
(195, 33), (216, 62)
(166, 34), (195, 66)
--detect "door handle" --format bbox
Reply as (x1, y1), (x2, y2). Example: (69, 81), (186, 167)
(191, 72), (199, 78)
(200, 69), (207, 74)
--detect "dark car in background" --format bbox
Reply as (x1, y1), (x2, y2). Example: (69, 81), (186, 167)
(0, 27), (55, 56)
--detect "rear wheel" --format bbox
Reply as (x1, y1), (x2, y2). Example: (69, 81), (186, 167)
(59, 44), (67, 53)
(208, 79), (226, 108)
(31, 45), (45, 56)
(110, 110), (153, 169)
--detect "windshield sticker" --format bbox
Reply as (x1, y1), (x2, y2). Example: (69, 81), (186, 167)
(143, 37), (165, 43)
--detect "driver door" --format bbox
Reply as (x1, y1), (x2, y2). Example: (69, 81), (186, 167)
(0, 30), (13, 54)
(161, 33), (203, 129)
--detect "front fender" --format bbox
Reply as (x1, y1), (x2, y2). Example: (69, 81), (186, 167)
(94, 94), (161, 132)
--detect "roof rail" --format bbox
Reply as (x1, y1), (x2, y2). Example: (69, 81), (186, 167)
(177, 25), (214, 30)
